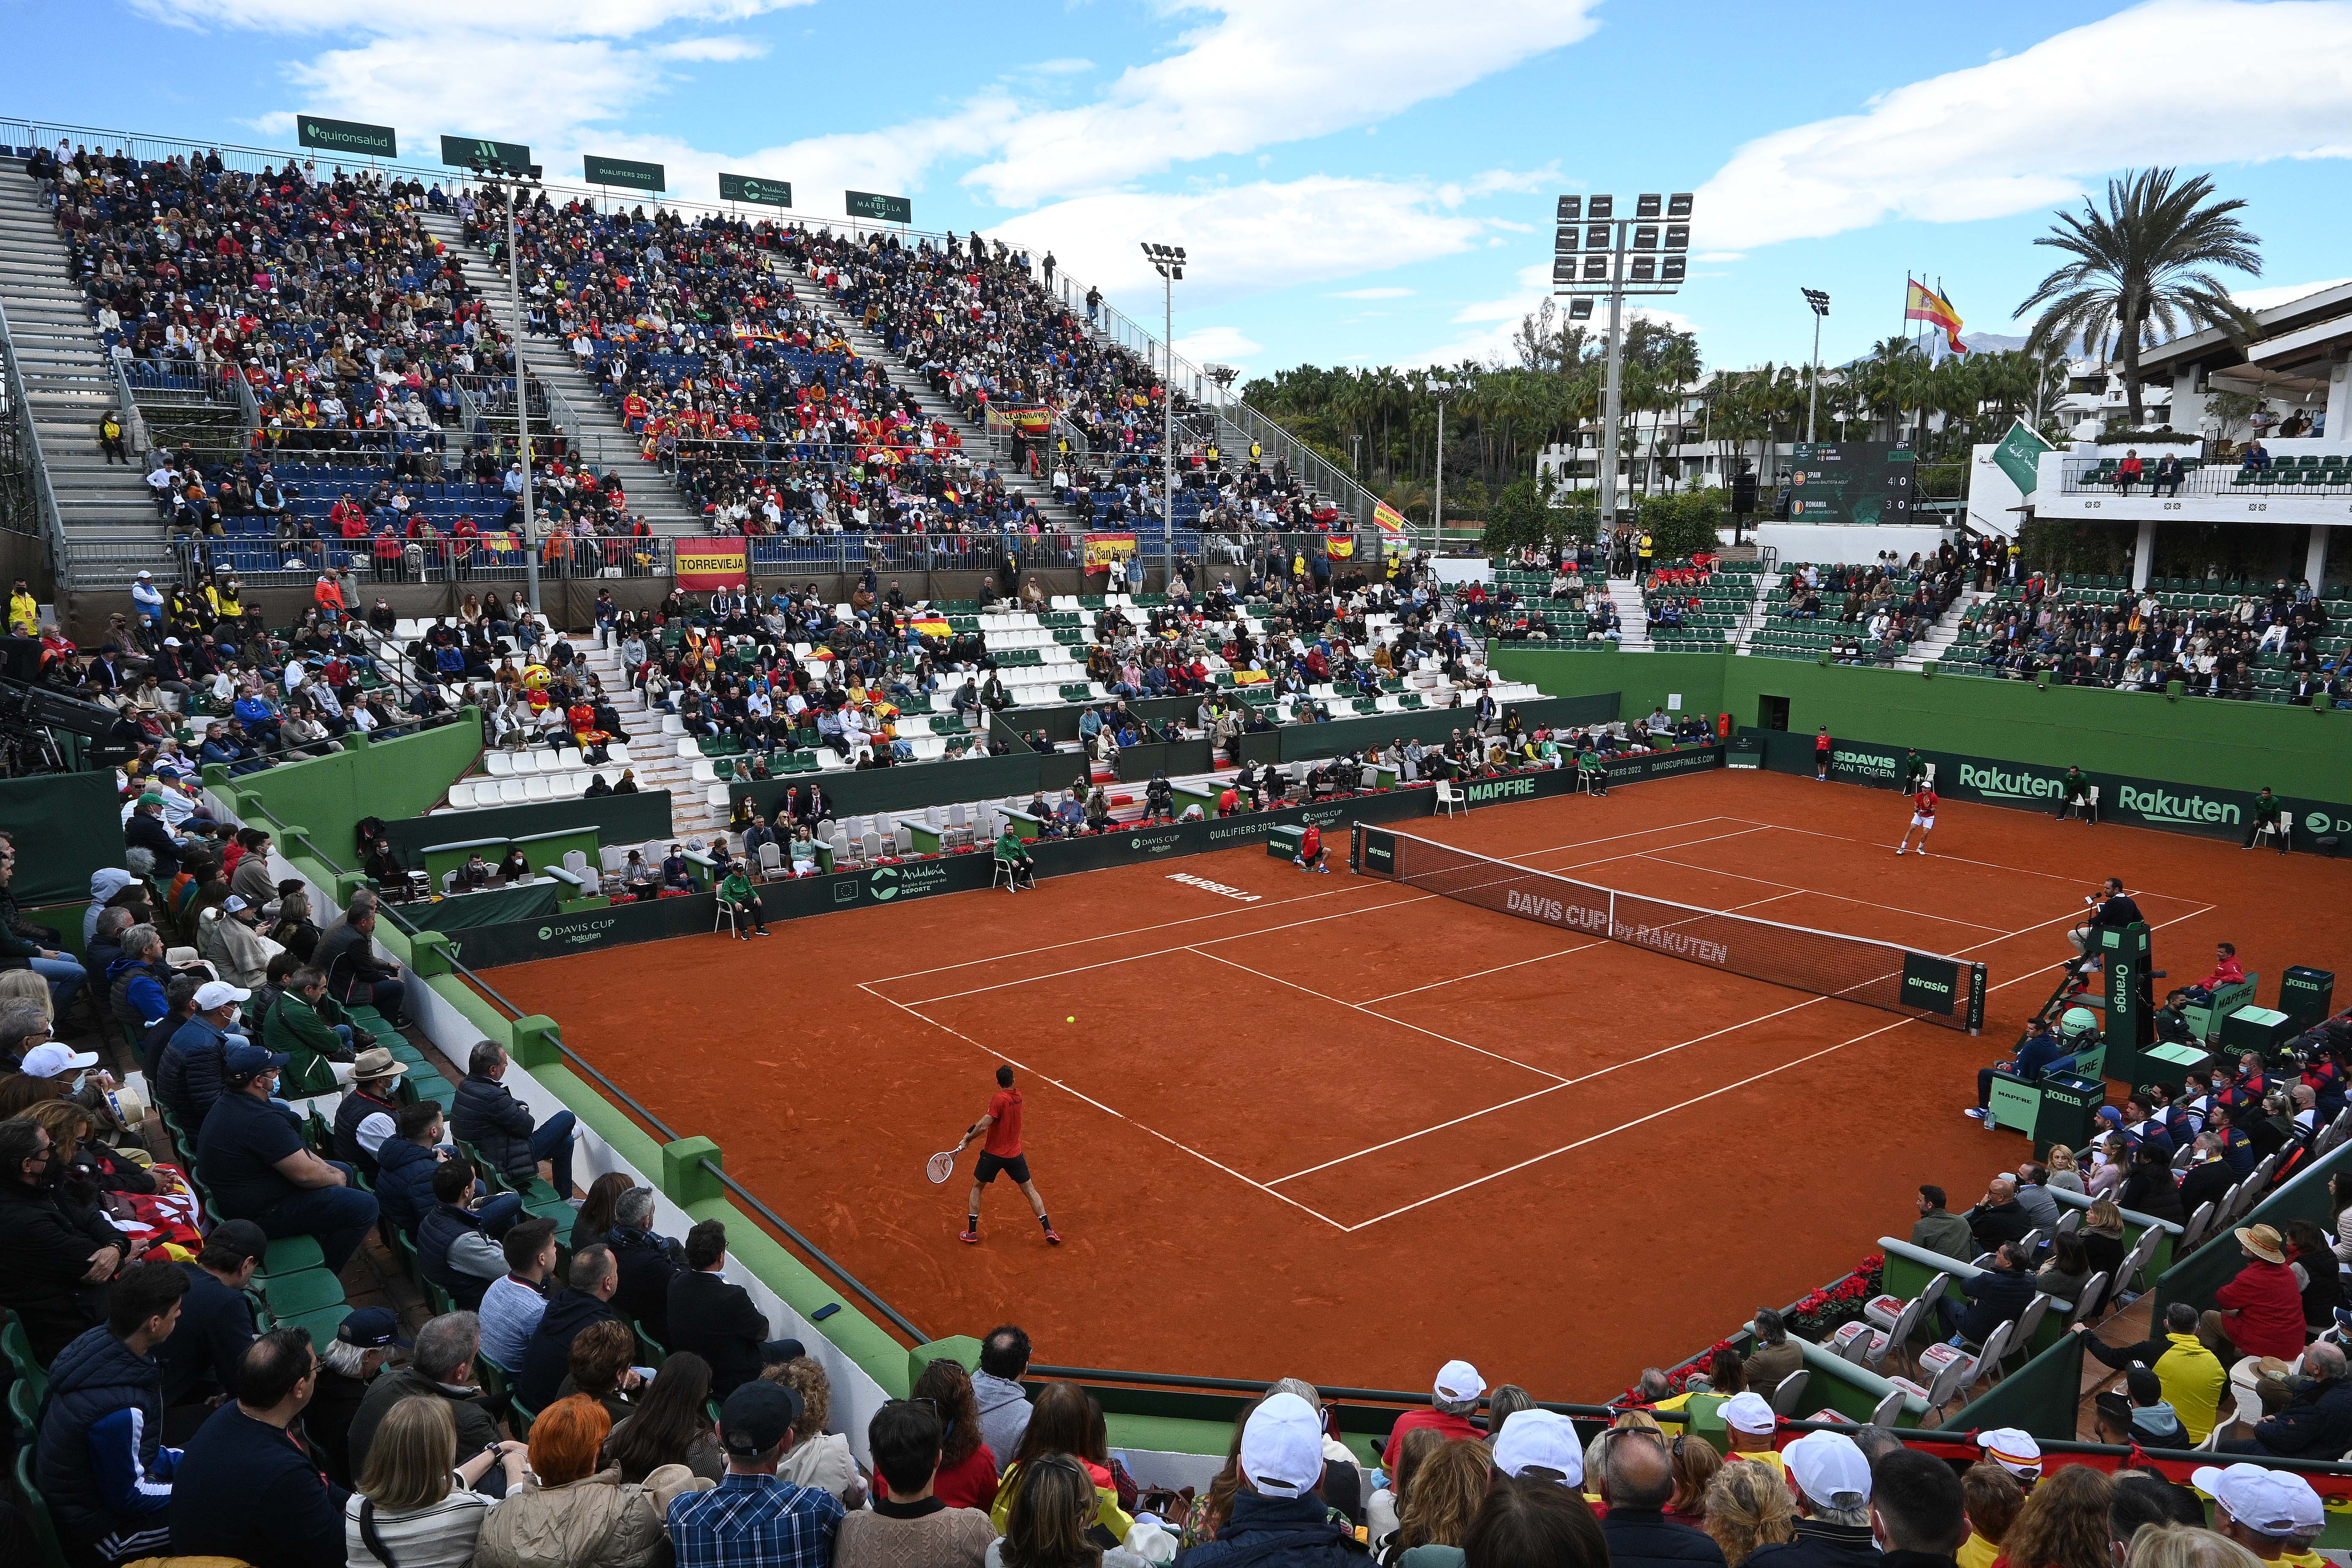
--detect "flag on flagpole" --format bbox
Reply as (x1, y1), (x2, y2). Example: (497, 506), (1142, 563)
(1372, 500), (1409, 535)
(1904, 280), (1969, 355)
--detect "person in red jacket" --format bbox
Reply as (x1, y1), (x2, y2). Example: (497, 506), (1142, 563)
(1897, 785), (1938, 857)
(1814, 726), (1832, 781)
(1293, 822), (1328, 874)
(2181, 943), (2246, 1007)
(2215, 1223), (2308, 1361)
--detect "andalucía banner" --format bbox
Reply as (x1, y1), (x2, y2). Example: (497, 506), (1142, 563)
(674, 537), (749, 590)
(1082, 532), (1139, 572)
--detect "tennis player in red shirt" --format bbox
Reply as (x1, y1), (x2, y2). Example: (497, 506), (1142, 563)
(953, 1064), (1060, 1246)
(1897, 784), (1938, 856)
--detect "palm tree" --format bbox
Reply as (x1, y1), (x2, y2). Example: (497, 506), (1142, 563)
(2014, 167), (2262, 426)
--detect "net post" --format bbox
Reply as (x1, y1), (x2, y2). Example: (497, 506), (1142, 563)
(1350, 822), (1364, 875)
(1966, 961), (1988, 1035)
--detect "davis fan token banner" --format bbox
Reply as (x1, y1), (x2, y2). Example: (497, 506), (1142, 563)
(1083, 533), (1139, 572)
(674, 539), (749, 590)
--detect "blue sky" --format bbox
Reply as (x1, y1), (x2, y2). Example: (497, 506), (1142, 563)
(15, 0), (2352, 381)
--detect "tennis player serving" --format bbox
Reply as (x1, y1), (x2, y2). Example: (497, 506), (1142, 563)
(950, 1065), (1060, 1247)
(1896, 783), (1938, 856)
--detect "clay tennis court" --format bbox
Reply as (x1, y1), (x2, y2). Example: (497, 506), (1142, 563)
(481, 767), (2352, 1400)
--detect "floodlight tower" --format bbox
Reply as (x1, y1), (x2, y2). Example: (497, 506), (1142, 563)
(1551, 191), (1692, 530)
(1141, 242), (1186, 561)
(1801, 288), (1831, 443)
(475, 155), (547, 611)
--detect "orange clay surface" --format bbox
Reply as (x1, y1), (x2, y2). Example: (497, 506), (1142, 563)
(482, 767), (2352, 1401)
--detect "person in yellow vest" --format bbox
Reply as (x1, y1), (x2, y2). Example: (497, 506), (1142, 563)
(99, 410), (128, 464)
(1718, 1392), (1784, 1477)
(1290, 550), (1307, 583)
(7, 580), (37, 638)
(1249, 440), (1262, 470)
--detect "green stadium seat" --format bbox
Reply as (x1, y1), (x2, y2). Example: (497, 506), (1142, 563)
(16, 1447), (70, 1568)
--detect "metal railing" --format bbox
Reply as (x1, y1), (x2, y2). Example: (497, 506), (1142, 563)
(231, 788), (932, 1345)
(2060, 456), (2352, 498)
(0, 297), (72, 589)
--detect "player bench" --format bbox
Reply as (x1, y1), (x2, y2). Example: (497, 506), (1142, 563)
(2183, 974), (2261, 1044)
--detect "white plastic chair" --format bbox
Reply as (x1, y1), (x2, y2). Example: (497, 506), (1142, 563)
(498, 779), (527, 805)
(1435, 779), (1465, 817)
(523, 775), (553, 802)
(446, 781), (476, 809)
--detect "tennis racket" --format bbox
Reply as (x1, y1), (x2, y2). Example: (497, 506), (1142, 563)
(925, 1149), (958, 1184)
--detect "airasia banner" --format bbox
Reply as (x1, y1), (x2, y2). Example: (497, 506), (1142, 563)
(674, 538), (749, 591)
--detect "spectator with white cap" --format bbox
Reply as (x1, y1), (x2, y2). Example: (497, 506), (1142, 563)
(1746, 1431), (1881, 1568)
(1973, 1429), (2042, 1487)
(1382, 1359), (1485, 1470)
(1490, 1408), (1583, 1489)
(155, 978), (249, 1133)
(1173, 1390), (1369, 1566)
(2190, 1465), (2322, 1564)
(1719, 1392), (1785, 1477)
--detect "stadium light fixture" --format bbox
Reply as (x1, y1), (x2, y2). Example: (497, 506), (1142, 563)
(1141, 242), (1187, 550)
(1428, 373), (1467, 540)
(474, 161), (547, 612)
(1551, 187), (1694, 527)
(1802, 288), (1831, 441)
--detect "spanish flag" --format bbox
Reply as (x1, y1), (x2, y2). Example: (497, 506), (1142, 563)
(1232, 669), (1270, 685)
(1904, 279), (1969, 355)
(911, 615), (952, 638)
(1325, 536), (1356, 560)
(1372, 500), (1408, 535)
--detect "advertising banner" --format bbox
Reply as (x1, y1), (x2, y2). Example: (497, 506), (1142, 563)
(441, 135), (531, 174)
(719, 173), (792, 207)
(846, 190), (913, 224)
(584, 155), (665, 193)
(1746, 730), (2352, 847)
(297, 115), (396, 159)
(674, 538), (749, 590)
(1082, 533), (1139, 572)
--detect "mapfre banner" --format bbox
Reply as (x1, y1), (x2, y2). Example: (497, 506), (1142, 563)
(674, 538), (749, 590)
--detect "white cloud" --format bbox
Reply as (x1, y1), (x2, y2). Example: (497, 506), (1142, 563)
(2234, 277), (2352, 310)
(985, 175), (1493, 305)
(653, 35), (768, 60)
(1173, 327), (1265, 367)
(1331, 287), (1413, 299)
(1020, 57), (1095, 75)
(1696, 0), (2352, 250)
(134, 0), (806, 36)
(960, 0), (1602, 206)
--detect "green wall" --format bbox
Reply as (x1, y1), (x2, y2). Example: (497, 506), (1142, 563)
(0, 771), (128, 904)
(215, 713), (485, 865)
(1494, 648), (1727, 725)
(1499, 649), (2349, 802)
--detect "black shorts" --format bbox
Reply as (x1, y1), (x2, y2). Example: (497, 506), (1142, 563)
(974, 1152), (1031, 1186)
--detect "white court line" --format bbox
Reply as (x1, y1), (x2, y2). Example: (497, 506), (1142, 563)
(1726, 816), (2204, 905)
(1276, 893), (2136, 1190)
(1629, 852), (2014, 932)
(1336, 900), (2218, 1230)
(1189, 946), (1573, 1086)
(864, 814), (1745, 987)
(860, 983), (1355, 1232)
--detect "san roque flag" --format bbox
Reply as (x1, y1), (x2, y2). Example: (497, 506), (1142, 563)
(1904, 279), (1969, 355)
(910, 615), (952, 638)
(1372, 500), (1409, 535)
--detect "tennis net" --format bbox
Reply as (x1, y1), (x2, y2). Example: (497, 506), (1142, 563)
(1352, 825), (1986, 1032)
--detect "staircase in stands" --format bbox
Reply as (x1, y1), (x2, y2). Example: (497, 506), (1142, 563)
(1896, 588), (1987, 672)
(574, 637), (730, 838)
(1605, 575), (1654, 650)
(762, 253), (1089, 534)
(0, 159), (173, 588)
(418, 212), (705, 539)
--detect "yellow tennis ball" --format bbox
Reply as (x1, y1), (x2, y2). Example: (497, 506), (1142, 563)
(1066, 1015), (1075, 1023)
